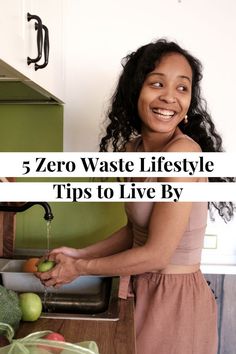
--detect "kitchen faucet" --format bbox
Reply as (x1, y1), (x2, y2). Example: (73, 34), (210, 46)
(0, 202), (54, 221)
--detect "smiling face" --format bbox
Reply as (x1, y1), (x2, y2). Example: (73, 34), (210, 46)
(137, 52), (192, 135)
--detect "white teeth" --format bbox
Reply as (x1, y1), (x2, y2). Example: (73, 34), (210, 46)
(152, 108), (175, 116)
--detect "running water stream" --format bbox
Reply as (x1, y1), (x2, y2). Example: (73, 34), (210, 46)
(46, 220), (52, 253)
(43, 220), (53, 312)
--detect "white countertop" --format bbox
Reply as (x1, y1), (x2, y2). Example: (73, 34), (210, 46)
(201, 263), (236, 274)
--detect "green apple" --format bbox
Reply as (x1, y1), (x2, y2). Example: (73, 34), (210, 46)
(37, 260), (55, 273)
(19, 293), (42, 321)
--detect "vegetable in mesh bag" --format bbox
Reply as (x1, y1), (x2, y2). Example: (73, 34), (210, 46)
(0, 331), (100, 353)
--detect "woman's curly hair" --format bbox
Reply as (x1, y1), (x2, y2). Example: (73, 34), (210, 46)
(99, 38), (235, 222)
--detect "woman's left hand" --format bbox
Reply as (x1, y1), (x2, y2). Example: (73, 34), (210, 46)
(35, 253), (80, 288)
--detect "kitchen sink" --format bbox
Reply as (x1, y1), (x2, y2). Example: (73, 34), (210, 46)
(0, 259), (119, 321)
(40, 277), (119, 321)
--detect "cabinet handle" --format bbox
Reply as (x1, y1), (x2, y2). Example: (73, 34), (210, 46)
(27, 13), (43, 65)
(35, 24), (49, 70)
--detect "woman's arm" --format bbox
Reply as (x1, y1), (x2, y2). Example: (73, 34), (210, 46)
(39, 199), (193, 287)
(0, 177), (9, 182)
(38, 137), (202, 286)
(49, 222), (133, 259)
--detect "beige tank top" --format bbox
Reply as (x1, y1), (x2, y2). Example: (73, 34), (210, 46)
(125, 135), (208, 265)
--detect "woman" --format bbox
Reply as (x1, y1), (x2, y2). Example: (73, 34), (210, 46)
(37, 39), (234, 354)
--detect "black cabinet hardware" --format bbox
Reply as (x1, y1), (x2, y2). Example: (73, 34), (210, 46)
(27, 12), (50, 70)
(35, 24), (49, 70)
(27, 13), (43, 65)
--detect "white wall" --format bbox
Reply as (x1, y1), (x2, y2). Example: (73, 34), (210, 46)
(63, 0), (236, 152)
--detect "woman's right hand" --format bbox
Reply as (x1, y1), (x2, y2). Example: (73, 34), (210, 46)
(48, 247), (84, 259)
(36, 253), (81, 287)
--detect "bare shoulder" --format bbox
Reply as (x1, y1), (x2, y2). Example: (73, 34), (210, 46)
(164, 135), (202, 153)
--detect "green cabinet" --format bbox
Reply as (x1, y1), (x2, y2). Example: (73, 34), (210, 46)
(0, 104), (126, 250)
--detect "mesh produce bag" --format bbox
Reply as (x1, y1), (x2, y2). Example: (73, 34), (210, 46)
(0, 330), (99, 354)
